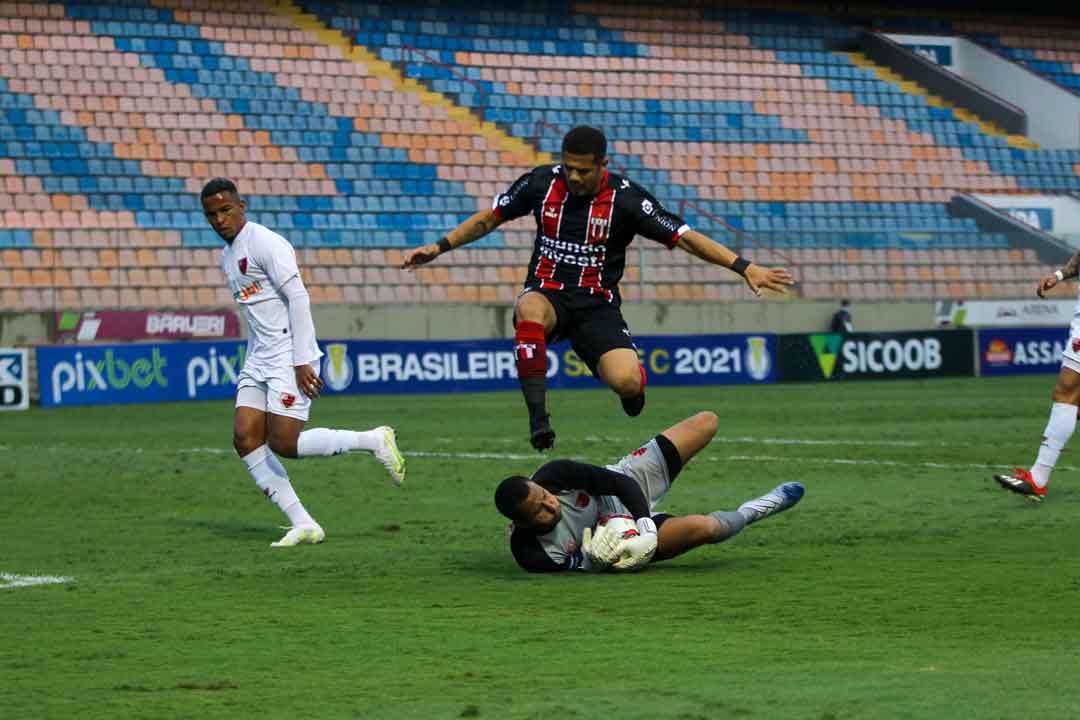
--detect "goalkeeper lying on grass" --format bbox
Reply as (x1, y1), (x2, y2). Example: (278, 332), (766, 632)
(494, 411), (804, 573)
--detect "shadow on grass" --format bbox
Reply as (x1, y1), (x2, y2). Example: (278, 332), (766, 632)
(165, 518), (276, 541)
(449, 550), (752, 578)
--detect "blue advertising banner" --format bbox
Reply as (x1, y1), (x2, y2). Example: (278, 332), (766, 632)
(38, 341), (247, 407)
(319, 334), (777, 395)
(978, 327), (1068, 376)
(38, 334), (776, 407)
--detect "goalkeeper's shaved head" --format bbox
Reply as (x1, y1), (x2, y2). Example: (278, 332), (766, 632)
(495, 475), (531, 522)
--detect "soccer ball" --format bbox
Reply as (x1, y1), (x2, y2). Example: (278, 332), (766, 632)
(600, 514), (639, 541)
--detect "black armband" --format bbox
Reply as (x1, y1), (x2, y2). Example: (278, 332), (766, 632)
(730, 256), (751, 276)
(436, 236), (453, 253)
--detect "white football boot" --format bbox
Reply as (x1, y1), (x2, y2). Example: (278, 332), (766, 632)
(271, 524), (325, 548)
(373, 426), (406, 486)
(738, 482), (805, 524)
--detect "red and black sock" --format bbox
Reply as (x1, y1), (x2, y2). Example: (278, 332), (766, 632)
(514, 321), (548, 421)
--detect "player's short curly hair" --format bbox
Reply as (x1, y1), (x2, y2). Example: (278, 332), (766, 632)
(201, 177), (240, 200)
(562, 125), (607, 161)
(494, 475), (531, 521)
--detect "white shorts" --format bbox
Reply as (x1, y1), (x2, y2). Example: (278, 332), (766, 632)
(235, 362), (316, 421)
(1063, 329), (1080, 373)
(598, 438), (674, 518)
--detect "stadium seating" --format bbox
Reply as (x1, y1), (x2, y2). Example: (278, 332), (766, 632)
(0, 0), (1071, 310)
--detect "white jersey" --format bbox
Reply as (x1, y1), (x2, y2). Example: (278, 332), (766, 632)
(220, 221), (322, 372)
(1073, 288), (1080, 335)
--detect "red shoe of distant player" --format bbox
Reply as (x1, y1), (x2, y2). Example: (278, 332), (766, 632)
(992, 467), (1047, 501)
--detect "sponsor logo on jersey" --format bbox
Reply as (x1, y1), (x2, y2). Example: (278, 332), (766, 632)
(233, 279), (262, 302)
(322, 343), (353, 392)
(499, 195), (510, 207)
(641, 199), (654, 215)
(745, 335), (772, 381)
(238, 257), (248, 275)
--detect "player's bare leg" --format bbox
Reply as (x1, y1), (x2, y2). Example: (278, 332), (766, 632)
(514, 291), (559, 451)
(653, 515), (732, 560)
(994, 365), (1080, 500)
(657, 410), (719, 464)
(596, 347), (647, 417)
(233, 407), (323, 546)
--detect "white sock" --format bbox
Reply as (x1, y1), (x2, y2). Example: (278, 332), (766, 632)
(242, 445), (317, 528)
(297, 427), (382, 457)
(1031, 402), (1076, 488)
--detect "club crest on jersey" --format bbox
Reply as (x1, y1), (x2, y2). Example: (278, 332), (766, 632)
(1073, 338), (1080, 353)
(238, 258), (248, 275)
(588, 216), (610, 243)
(575, 492), (590, 508)
(281, 393), (296, 409)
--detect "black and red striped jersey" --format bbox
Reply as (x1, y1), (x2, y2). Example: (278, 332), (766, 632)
(491, 164), (690, 303)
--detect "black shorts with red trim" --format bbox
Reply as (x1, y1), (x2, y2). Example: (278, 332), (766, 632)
(520, 286), (636, 375)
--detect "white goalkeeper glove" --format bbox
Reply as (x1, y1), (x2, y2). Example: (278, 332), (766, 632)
(581, 522), (624, 569)
(611, 517), (658, 572)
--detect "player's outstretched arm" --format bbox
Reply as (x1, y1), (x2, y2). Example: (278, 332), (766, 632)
(401, 209), (504, 270)
(676, 229), (795, 296)
(1038, 248), (1080, 298)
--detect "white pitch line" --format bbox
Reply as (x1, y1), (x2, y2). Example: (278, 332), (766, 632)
(0, 573), (74, 591)
(718, 454), (1079, 473)
(1, 443), (1071, 473)
(406, 450), (541, 461)
(709, 436), (925, 447)
(492, 435), (934, 448)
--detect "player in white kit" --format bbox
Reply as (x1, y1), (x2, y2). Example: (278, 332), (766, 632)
(994, 257), (1080, 501)
(202, 178), (406, 546)
(494, 411), (804, 572)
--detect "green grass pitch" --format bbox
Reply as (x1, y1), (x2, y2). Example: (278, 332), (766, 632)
(2, 376), (1079, 719)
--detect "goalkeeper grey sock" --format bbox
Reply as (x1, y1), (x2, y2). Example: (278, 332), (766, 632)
(708, 510), (746, 543)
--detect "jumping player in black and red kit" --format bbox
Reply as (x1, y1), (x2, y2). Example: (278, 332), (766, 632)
(402, 127), (794, 451)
